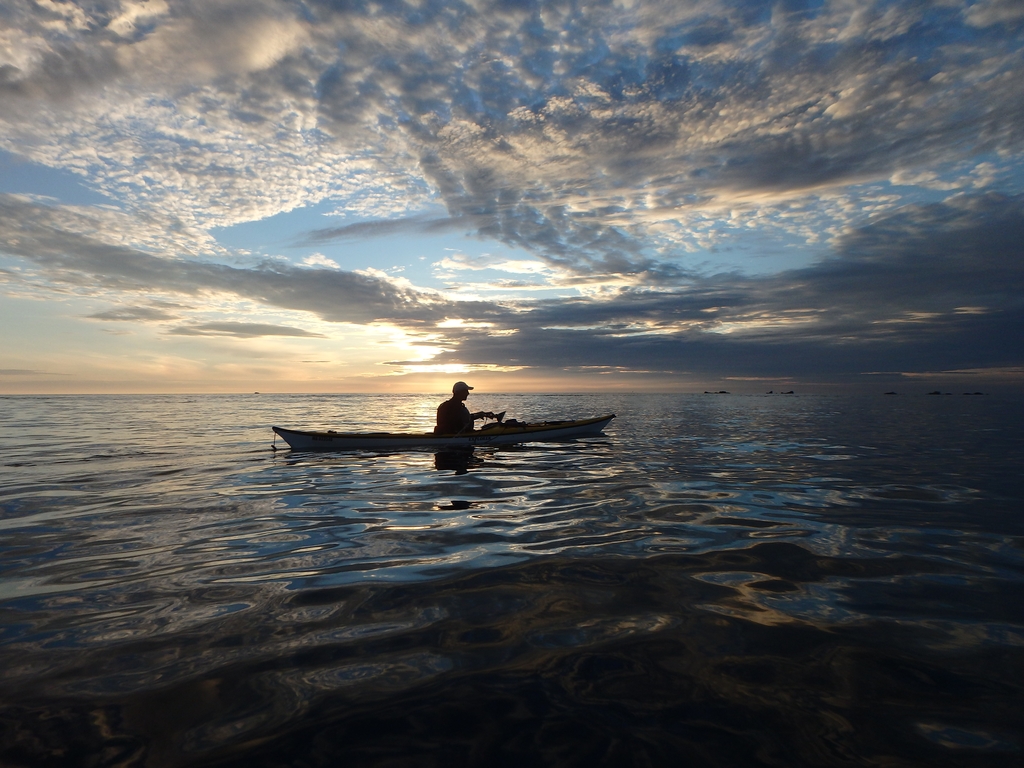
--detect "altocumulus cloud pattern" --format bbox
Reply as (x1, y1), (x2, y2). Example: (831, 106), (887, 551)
(1, 0), (1023, 390)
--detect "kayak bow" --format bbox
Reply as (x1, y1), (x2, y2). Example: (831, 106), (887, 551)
(272, 414), (615, 451)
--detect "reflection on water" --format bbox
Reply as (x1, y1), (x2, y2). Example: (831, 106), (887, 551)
(434, 448), (484, 475)
(1, 393), (1023, 766)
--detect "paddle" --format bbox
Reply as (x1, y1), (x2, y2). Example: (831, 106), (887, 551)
(476, 411), (507, 432)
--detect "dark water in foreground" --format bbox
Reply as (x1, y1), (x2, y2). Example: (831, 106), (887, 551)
(1, 393), (1022, 767)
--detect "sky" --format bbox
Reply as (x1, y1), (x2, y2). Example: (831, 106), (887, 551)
(1, 0), (1023, 394)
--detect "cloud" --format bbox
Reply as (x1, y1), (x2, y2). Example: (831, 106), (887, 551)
(167, 322), (326, 338)
(964, 0), (1024, 29)
(87, 306), (180, 322)
(890, 366), (1024, 379)
(6, 186), (1024, 345)
(301, 253), (340, 269)
(120, 3), (308, 80)
(0, 194), (480, 328)
(432, 251), (556, 278)
(2, 181), (1022, 386)
(1, 1), (1023, 389)
(415, 192), (1024, 380)
(0, 369), (65, 376)
(301, 215), (471, 244)
(354, 0), (1024, 275)
(4, 0), (1024, 270)
(108, 1), (172, 38)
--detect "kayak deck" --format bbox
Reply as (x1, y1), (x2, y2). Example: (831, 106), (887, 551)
(272, 414), (615, 451)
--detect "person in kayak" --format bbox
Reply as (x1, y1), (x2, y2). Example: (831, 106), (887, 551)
(435, 381), (495, 434)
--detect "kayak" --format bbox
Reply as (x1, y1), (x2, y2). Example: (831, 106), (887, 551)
(272, 414), (615, 451)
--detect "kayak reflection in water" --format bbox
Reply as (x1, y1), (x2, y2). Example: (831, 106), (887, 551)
(433, 449), (484, 475)
(434, 381), (497, 435)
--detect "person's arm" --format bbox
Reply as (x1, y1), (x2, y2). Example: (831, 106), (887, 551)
(470, 411), (496, 420)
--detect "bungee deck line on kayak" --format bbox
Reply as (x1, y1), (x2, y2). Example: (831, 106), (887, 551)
(272, 414), (615, 451)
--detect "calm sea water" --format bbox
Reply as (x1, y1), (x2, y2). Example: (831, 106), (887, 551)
(1, 393), (1022, 767)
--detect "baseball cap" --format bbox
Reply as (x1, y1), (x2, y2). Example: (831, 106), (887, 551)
(452, 381), (473, 393)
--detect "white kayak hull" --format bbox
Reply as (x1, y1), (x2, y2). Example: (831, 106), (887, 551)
(272, 415), (615, 451)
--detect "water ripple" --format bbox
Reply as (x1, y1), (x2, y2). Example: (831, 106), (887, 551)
(1, 394), (1023, 766)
